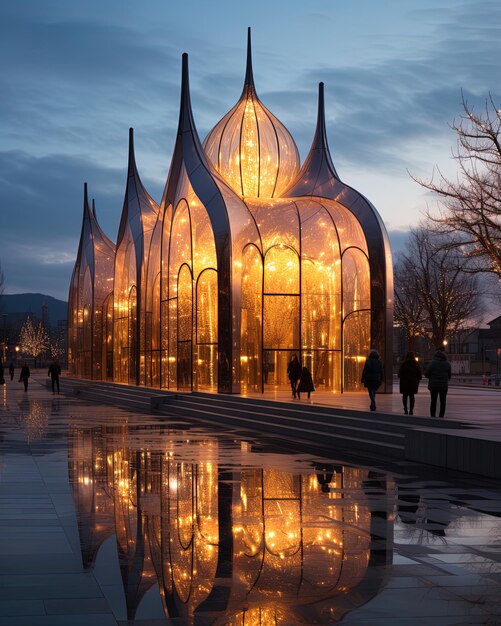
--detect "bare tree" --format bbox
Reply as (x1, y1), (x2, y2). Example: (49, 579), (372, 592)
(394, 227), (481, 348)
(413, 94), (501, 278)
(394, 257), (427, 351)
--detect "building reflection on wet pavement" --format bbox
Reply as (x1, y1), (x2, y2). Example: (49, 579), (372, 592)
(1, 382), (501, 624)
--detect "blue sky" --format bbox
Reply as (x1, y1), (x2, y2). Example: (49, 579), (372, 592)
(1, 0), (500, 301)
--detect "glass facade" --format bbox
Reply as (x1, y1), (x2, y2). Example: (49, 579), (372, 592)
(69, 30), (392, 394)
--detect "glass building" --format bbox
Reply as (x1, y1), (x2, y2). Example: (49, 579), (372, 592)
(69, 30), (393, 394)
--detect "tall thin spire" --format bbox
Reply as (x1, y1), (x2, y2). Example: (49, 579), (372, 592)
(243, 27), (255, 90)
(92, 198), (96, 219)
(178, 52), (197, 134)
(83, 182), (91, 216)
(128, 127), (137, 175)
(283, 82), (340, 197)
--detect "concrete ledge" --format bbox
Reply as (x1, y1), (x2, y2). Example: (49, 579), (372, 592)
(405, 427), (501, 479)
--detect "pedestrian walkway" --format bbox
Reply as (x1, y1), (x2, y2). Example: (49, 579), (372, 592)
(245, 381), (501, 428)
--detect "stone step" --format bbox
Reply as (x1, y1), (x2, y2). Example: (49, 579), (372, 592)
(157, 401), (405, 457)
(160, 396), (405, 447)
(166, 391), (468, 432)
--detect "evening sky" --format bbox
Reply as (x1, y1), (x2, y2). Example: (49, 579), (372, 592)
(1, 0), (500, 301)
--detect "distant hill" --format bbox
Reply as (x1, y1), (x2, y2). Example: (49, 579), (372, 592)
(0, 293), (67, 326)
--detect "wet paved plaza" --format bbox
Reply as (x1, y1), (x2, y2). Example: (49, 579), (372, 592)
(1, 378), (501, 625)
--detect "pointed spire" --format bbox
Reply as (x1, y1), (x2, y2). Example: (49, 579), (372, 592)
(311, 82), (338, 179)
(243, 27), (255, 91)
(283, 83), (340, 197)
(83, 182), (91, 216)
(128, 127), (137, 175)
(92, 199), (96, 219)
(178, 52), (196, 134)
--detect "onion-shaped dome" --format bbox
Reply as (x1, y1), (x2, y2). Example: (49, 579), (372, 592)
(203, 28), (299, 199)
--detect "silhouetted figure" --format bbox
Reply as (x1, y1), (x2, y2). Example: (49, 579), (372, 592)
(19, 362), (30, 392)
(361, 349), (383, 411)
(9, 362), (15, 381)
(287, 354), (302, 398)
(425, 349), (451, 418)
(0, 361), (4, 385)
(263, 352), (271, 384)
(48, 360), (61, 394)
(297, 366), (314, 400)
(398, 351), (422, 415)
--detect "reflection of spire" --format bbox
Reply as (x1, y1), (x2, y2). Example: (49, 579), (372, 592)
(284, 82), (340, 197)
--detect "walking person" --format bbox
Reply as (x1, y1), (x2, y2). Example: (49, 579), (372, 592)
(361, 349), (384, 411)
(398, 351), (422, 415)
(47, 359), (61, 394)
(297, 366), (315, 400)
(19, 362), (30, 392)
(425, 349), (451, 418)
(0, 360), (4, 385)
(9, 362), (15, 381)
(287, 354), (302, 399)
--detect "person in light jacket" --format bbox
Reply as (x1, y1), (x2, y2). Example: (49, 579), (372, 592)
(424, 349), (452, 418)
(361, 349), (384, 411)
(398, 352), (422, 415)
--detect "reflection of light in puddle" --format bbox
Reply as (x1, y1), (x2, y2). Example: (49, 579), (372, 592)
(19, 401), (49, 442)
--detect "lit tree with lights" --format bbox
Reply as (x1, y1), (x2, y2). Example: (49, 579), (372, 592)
(19, 318), (50, 368)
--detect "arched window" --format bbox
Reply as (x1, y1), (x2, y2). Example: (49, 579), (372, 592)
(342, 248), (370, 391)
(263, 245), (300, 387)
(128, 285), (137, 384)
(177, 264), (193, 390)
(195, 269), (218, 391)
(300, 203), (342, 391)
(241, 245), (262, 392)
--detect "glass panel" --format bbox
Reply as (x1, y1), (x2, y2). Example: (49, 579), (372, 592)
(105, 295), (113, 380)
(194, 344), (218, 391)
(342, 248), (370, 318)
(264, 246), (299, 295)
(264, 296), (299, 350)
(128, 286), (137, 384)
(241, 246), (262, 392)
(343, 311), (371, 391)
(196, 270), (218, 345)
(318, 198), (368, 255)
(177, 265), (193, 390)
(114, 237), (136, 384)
(169, 200), (192, 300)
(178, 265), (193, 343)
(167, 299), (177, 389)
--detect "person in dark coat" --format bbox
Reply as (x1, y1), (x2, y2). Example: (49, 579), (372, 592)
(398, 351), (422, 415)
(425, 349), (452, 417)
(19, 362), (30, 392)
(297, 366), (315, 400)
(0, 361), (4, 385)
(287, 354), (302, 398)
(47, 360), (61, 394)
(9, 362), (15, 381)
(361, 349), (384, 411)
